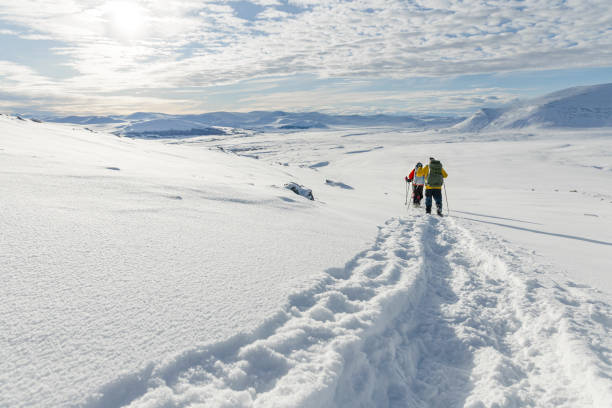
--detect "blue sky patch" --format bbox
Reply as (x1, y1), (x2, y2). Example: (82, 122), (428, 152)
(228, 1), (265, 21)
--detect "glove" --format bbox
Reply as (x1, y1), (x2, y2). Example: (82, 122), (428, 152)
(405, 176), (409, 182)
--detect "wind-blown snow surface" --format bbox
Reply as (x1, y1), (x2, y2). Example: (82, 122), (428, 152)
(1, 114), (611, 407)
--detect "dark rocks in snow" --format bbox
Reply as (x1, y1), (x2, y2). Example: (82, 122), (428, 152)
(309, 161), (329, 168)
(345, 146), (384, 154)
(285, 182), (314, 200)
(325, 179), (354, 190)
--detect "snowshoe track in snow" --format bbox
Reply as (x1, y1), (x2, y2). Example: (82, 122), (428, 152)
(84, 216), (612, 408)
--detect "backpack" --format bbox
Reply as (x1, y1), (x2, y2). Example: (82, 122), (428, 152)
(426, 160), (444, 187)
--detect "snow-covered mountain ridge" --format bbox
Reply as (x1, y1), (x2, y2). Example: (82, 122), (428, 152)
(454, 83), (612, 132)
(41, 111), (462, 137)
(17, 82), (611, 138)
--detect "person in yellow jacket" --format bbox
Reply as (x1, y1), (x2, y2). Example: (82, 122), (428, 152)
(422, 157), (448, 216)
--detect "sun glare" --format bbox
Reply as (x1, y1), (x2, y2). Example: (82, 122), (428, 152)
(107, 1), (147, 40)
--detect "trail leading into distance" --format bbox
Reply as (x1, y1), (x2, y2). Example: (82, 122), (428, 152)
(84, 215), (612, 408)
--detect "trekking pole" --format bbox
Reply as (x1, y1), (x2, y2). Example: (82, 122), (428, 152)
(443, 183), (450, 216)
(407, 181), (413, 209)
(404, 182), (410, 209)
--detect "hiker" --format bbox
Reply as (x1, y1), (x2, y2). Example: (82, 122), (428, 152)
(405, 162), (425, 206)
(423, 157), (448, 216)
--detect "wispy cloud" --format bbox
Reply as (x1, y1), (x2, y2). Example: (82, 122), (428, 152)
(234, 84), (520, 114)
(0, 0), (610, 114)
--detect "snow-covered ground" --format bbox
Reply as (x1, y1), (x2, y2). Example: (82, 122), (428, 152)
(1, 114), (611, 407)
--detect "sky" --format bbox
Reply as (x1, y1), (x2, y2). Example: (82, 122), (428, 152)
(0, 0), (611, 116)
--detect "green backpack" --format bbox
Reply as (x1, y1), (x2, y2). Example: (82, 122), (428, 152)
(427, 160), (444, 187)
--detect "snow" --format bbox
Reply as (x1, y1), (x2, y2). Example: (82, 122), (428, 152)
(453, 83), (612, 131)
(1, 112), (611, 407)
(42, 111), (462, 136)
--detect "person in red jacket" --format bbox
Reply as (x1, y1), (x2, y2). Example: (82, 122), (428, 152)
(405, 162), (425, 206)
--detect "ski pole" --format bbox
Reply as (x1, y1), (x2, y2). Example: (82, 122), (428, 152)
(443, 183), (450, 216)
(404, 180), (409, 206)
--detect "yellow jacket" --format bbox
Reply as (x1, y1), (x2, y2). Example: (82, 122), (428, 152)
(422, 165), (448, 190)
(410, 166), (427, 185)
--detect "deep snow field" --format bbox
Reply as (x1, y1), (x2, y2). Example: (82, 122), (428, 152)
(1, 114), (611, 407)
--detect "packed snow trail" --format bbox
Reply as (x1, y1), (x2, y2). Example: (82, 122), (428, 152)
(83, 216), (612, 408)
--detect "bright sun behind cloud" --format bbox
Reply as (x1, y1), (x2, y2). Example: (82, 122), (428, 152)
(106, 1), (147, 40)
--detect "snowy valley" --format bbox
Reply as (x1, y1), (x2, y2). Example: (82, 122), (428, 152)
(2, 84), (612, 408)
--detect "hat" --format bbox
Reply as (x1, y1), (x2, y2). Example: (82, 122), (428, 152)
(416, 162), (423, 168)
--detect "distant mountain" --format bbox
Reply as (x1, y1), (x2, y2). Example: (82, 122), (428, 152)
(40, 111), (462, 137)
(47, 115), (124, 125)
(121, 111), (462, 134)
(123, 112), (171, 120)
(453, 83), (612, 132)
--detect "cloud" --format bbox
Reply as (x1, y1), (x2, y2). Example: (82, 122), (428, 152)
(0, 60), (194, 114)
(231, 81), (520, 114)
(0, 60), (58, 95)
(0, 0), (610, 113)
